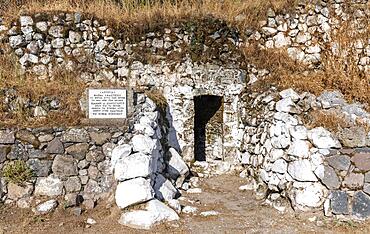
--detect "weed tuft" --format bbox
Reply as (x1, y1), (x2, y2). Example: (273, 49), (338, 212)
(2, 160), (33, 185)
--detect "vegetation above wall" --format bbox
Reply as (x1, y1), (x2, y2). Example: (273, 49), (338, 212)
(0, 0), (369, 127)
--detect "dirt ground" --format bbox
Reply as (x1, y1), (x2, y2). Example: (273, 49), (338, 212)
(1, 175), (370, 234)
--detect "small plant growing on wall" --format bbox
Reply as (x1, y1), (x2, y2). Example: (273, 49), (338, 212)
(2, 160), (33, 185)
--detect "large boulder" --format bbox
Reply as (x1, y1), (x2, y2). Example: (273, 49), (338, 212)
(351, 153), (370, 172)
(290, 182), (327, 210)
(317, 91), (346, 109)
(45, 138), (64, 154)
(61, 129), (89, 143)
(34, 175), (63, 197)
(118, 199), (179, 229)
(167, 148), (189, 180)
(132, 135), (156, 155)
(352, 191), (370, 218)
(111, 144), (132, 170)
(0, 145), (11, 163)
(115, 178), (154, 209)
(308, 127), (341, 149)
(275, 98), (301, 114)
(7, 182), (33, 200)
(0, 130), (15, 144)
(342, 173), (364, 190)
(89, 132), (111, 145)
(64, 176), (82, 193)
(16, 130), (40, 148)
(114, 152), (153, 181)
(337, 127), (367, 148)
(287, 140), (310, 158)
(287, 159), (318, 182)
(27, 159), (52, 177)
(65, 143), (89, 160)
(318, 166), (341, 190)
(52, 155), (78, 177)
(153, 174), (178, 201)
(33, 199), (58, 215)
(326, 155), (351, 171)
(330, 191), (349, 215)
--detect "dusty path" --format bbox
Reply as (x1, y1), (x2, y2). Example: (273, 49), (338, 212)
(1, 175), (369, 234)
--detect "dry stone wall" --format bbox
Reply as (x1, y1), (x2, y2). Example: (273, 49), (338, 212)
(239, 88), (370, 218)
(0, 0), (369, 226)
(245, 0), (369, 73)
(0, 95), (189, 228)
(0, 126), (123, 210)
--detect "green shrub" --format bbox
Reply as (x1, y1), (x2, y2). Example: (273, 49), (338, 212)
(2, 160), (33, 185)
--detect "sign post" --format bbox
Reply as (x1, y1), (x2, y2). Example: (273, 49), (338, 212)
(88, 89), (127, 119)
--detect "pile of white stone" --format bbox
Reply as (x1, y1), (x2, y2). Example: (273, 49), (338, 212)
(111, 95), (189, 229)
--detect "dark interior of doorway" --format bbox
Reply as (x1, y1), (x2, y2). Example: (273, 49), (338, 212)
(194, 95), (223, 161)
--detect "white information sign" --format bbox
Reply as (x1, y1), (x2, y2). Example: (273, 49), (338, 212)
(88, 89), (127, 119)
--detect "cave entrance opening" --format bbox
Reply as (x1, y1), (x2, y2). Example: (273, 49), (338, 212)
(194, 95), (223, 162)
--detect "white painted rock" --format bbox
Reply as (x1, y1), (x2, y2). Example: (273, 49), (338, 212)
(289, 125), (308, 140)
(115, 178), (154, 209)
(279, 89), (300, 102)
(167, 148), (189, 179)
(167, 199), (181, 213)
(239, 182), (256, 191)
(111, 144), (132, 170)
(187, 188), (202, 194)
(132, 134), (156, 154)
(115, 152), (153, 181)
(308, 127), (341, 149)
(134, 123), (155, 137)
(271, 159), (288, 174)
(273, 32), (291, 48)
(292, 182), (327, 209)
(34, 175), (63, 196)
(182, 206), (198, 214)
(287, 140), (310, 158)
(118, 199), (179, 230)
(275, 98), (301, 114)
(153, 174), (178, 201)
(200, 211), (219, 216)
(288, 160), (318, 182)
(34, 199), (58, 214)
(87, 218), (97, 225)
(274, 112), (299, 126)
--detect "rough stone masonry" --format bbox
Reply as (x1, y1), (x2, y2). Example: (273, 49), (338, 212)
(0, 0), (369, 229)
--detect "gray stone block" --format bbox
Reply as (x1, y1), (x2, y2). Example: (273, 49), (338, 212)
(321, 166), (341, 189)
(330, 191), (349, 215)
(352, 191), (370, 218)
(326, 155), (351, 171)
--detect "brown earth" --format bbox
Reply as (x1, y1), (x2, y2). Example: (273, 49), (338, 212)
(1, 175), (370, 234)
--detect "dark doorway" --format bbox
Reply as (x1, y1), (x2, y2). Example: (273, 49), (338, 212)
(194, 95), (223, 161)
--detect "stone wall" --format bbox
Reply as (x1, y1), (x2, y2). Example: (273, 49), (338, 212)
(0, 0), (368, 163)
(239, 88), (370, 218)
(0, 94), (189, 227)
(246, 0), (369, 73)
(0, 0), (369, 224)
(0, 126), (123, 210)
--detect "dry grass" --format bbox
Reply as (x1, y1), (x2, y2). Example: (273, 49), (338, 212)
(145, 89), (168, 111)
(303, 110), (352, 132)
(0, 45), (86, 127)
(0, 0), (300, 33)
(303, 109), (370, 132)
(244, 14), (370, 108)
(0, 0), (369, 127)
